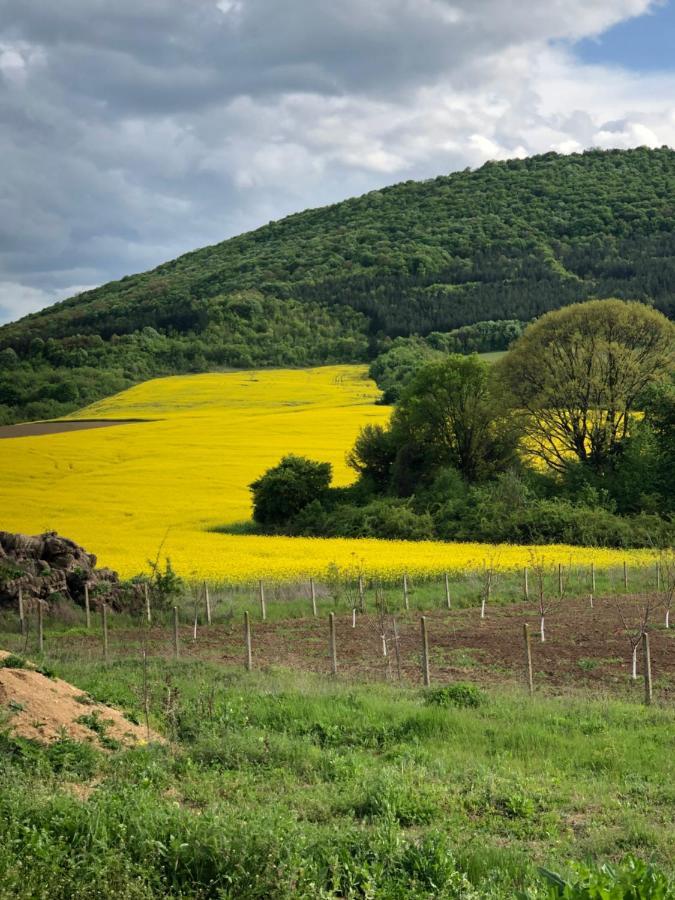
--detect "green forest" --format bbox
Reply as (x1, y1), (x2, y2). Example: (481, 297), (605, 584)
(1, 147), (674, 424)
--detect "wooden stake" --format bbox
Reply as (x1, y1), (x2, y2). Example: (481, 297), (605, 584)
(623, 560), (628, 591)
(656, 562), (661, 592)
(102, 603), (109, 662)
(244, 611), (252, 671)
(591, 562), (596, 593)
(523, 623), (533, 695)
(403, 573), (409, 610)
(84, 583), (91, 629)
(259, 580), (266, 621)
(310, 578), (317, 617)
(142, 648), (151, 742)
(192, 610), (198, 642)
(523, 567), (529, 600)
(205, 582), (211, 626)
(358, 575), (365, 612)
(329, 612), (337, 676)
(18, 586), (24, 627)
(558, 563), (563, 597)
(392, 616), (402, 681)
(144, 583), (151, 625)
(420, 616), (430, 686)
(589, 592), (594, 609)
(352, 608), (356, 628)
(444, 572), (451, 609)
(642, 631), (652, 706)
(37, 601), (44, 654)
(173, 606), (179, 659)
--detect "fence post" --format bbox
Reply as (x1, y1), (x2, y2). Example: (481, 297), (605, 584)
(173, 606), (179, 659)
(403, 573), (409, 610)
(205, 582), (211, 626)
(642, 632), (653, 706)
(102, 603), (109, 662)
(310, 578), (317, 617)
(329, 612), (337, 676)
(244, 611), (252, 671)
(444, 572), (451, 610)
(623, 560), (628, 591)
(37, 600), (44, 654)
(392, 616), (402, 681)
(420, 616), (430, 686)
(144, 583), (151, 625)
(259, 580), (267, 621)
(84, 583), (91, 629)
(523, 623), (533, 696)
(523, 567), (529, 600)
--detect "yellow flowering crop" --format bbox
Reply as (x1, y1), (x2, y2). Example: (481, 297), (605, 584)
(1, 365), (658, 583)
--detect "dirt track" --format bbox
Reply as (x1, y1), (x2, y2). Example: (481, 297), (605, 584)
(0, 419), (150, 439)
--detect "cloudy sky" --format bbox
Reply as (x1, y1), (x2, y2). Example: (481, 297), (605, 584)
(1, 0), (674, 324)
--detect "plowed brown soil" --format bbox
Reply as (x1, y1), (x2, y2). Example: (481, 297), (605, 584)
(208, 596), (675, 697)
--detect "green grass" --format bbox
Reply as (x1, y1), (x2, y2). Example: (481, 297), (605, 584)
(0, 658), (673, 897)
(0, 563), (658, 641)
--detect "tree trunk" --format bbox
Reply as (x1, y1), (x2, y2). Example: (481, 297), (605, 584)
(632, 643), (638, 680)
(540, 616), (545, 643)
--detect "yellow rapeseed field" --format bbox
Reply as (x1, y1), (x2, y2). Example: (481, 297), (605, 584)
(1, 365), (657, 583)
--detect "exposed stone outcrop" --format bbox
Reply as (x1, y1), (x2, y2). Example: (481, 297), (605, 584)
(0, 530), (121, 609)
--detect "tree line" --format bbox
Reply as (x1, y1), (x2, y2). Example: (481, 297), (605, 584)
(250, 300), (675, 548)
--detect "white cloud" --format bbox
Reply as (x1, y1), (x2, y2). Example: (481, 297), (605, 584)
(0, 282), (96, 323)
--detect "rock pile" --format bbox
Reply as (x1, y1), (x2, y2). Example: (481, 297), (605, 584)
(0, 530), (121, 609)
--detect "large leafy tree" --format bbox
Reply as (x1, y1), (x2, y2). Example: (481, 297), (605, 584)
(497, 299), (674, 473)
(392, 354), (520, 482)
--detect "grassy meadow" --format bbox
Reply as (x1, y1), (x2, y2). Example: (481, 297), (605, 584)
(1, 658), (673, 899)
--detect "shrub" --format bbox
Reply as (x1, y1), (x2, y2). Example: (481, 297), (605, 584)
(250, 455), (332, 526)
(425, 683), (486, 709)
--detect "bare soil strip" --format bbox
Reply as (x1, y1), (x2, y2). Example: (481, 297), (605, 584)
(0, 419), (151, 439)
(47, 595), (675, 699)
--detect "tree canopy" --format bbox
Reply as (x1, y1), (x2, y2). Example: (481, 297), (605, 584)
(392, 355), (520, 483)
(250, 455), (332, 527)
(497, 299), (674, 473)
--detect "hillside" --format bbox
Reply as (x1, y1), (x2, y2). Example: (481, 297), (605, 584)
(1, 147), (674, 423)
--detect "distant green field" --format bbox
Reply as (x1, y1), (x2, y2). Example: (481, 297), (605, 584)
(477, 350), (506, 363)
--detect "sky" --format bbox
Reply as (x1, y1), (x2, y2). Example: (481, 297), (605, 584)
(0, 0), (674, 324)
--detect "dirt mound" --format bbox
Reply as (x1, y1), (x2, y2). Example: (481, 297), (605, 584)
(0, 530), (122, 610)
(0, 650), (162, 748)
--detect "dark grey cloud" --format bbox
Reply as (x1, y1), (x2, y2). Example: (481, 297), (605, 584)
(0, 0), (672, 323)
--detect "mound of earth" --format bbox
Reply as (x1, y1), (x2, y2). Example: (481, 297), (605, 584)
(0, 530), (122, 610)
(0, 651), (162, 748)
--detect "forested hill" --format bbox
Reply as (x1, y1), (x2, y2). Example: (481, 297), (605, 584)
(0, 147), (674, 423)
